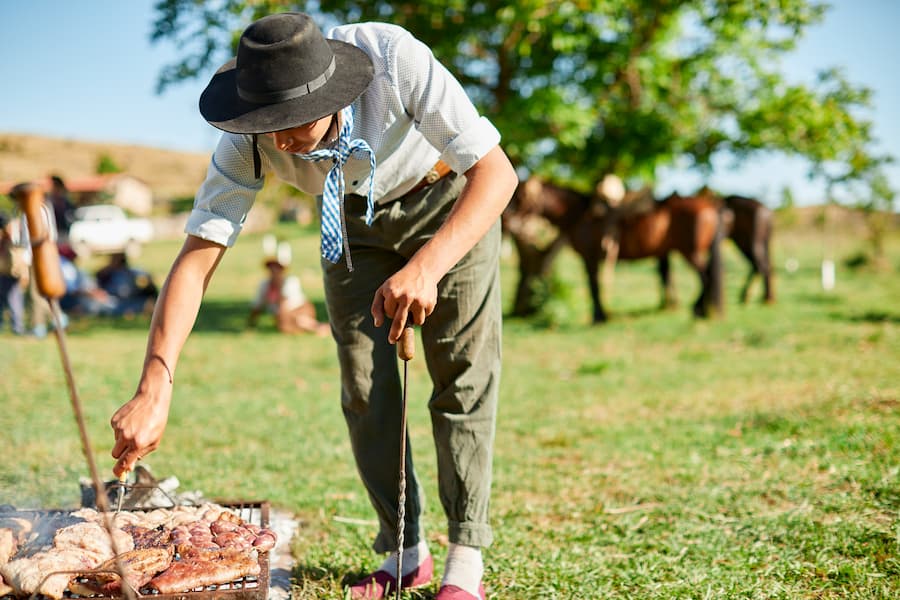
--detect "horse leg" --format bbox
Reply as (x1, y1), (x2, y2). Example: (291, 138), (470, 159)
(757, 238), (775, 304)
(739, 263), (757, 304)
(702, 211), (726, 317)
(689, 213), (725, 318)
(658, 254), (678, 309)
(688, 252), (710, 318)
(509, 232), (567, 316)
(510, 238), (543, 316)
(584, 256), (607, 323)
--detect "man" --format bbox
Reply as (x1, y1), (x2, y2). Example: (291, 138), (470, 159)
(47, 175), (75, 240)
(0, 212), (27, 335)
(8, 191), (66, 337)
(110, 12), (517, 600)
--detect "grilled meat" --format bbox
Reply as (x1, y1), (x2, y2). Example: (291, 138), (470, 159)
(53, 522), (134, 560)
(147, 549), (261, 594)
(1, 502), (270, 597)
(0, 521), (133, 599)
(0, 519), (31, 547)
(0, 528), (16, 566)
(122, 524), (173, 549)
(71, 545), (175, 595)
(1, 548), (96, 599)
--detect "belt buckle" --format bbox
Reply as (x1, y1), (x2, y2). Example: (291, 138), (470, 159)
(424, 168), (441, 184)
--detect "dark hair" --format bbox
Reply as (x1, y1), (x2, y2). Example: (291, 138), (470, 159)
(51, 175), (67, 189)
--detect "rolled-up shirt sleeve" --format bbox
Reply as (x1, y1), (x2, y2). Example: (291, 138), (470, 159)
(393, 31), (501, 174)
(441, 116), (501, 175)
(185, 133), (264, 247)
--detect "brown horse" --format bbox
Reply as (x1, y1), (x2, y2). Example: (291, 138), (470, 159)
(722, 195), (775, 303)
(508, 178), (726, 323)
(656, 191), (775, 305)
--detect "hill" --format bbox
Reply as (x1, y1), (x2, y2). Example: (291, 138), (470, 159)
(0, 133), (211, 201)
(1, 132), (892, 232)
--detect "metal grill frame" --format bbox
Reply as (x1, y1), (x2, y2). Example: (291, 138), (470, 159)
(2, 500), (271, 600)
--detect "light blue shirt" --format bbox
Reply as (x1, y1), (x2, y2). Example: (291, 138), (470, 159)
(186, 22), (502, 248)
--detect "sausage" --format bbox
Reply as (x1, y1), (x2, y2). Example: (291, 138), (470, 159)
(252, 531), (276, 552)
(210, 519), (239, 535)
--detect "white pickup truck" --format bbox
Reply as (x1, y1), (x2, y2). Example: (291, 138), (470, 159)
(68, 204), (154, 259)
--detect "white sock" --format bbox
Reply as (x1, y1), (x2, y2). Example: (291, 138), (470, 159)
(441, 543), (483, 596)
(377, 539), (430, 577)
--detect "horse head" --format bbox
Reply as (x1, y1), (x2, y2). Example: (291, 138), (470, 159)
(519, 176), (547, 214)
(508, 176), (592, 231)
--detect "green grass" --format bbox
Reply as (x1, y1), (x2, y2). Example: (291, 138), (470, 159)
(1, 223), (898, 599)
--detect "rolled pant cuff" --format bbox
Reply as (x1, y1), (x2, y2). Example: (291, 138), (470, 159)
(448, 521), (493, 548)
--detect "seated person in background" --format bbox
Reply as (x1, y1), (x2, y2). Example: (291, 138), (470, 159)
(95, 252), (159, 317)
(58, 244), (118, 317)
(248, 242), (329, 336)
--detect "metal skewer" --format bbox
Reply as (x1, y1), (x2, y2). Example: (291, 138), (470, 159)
(395, 320), (415, 600)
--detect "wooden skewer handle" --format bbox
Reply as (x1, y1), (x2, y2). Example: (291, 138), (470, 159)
(398, 322), (415, 361)
(11, 182), (66, 299)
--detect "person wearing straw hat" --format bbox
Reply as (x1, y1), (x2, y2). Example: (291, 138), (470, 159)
(110, 12), (517, 600)
(248, 240), (329, 336)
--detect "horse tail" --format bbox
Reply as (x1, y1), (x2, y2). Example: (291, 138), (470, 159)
(706, 205), (731, 316)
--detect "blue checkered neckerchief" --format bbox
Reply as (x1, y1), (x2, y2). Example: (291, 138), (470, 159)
(296, 105), (376, 271)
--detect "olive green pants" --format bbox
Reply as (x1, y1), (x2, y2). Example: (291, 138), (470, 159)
(322, 174), (502, 552)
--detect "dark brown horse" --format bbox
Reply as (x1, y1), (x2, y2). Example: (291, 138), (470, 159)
(507, 178), (726, 323)
(656, 191), (775, 305)
(722, 195), (775, 303)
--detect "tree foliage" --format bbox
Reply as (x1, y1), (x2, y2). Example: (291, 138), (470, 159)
(150, 0), (894, 202)
(96, 152), (123, 175)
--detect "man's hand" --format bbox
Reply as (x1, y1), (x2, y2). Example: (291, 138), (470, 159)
(372, 145), (517, 344)
(371, 261), (437, 343)
(110, 367), (173, 477)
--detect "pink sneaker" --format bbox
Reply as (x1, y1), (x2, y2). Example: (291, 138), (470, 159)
(435, 582), (486, 600)
(348, 554), (434, 599)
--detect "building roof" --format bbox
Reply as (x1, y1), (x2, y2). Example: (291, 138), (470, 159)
(0, 173), (147, 196)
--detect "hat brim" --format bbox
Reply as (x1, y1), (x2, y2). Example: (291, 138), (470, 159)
(199, 40), (373, 134)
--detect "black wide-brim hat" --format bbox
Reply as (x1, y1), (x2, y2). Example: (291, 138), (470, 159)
(199, 12), (374, 134)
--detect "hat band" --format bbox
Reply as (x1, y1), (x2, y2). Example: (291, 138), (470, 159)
(238, 56), (336, 104)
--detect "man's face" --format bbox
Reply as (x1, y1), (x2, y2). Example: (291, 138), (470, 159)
(267, 115), (333, 154)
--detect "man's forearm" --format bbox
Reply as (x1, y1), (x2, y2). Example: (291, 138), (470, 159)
(410, 146), (517, 281)
(139, 236), (226, 386)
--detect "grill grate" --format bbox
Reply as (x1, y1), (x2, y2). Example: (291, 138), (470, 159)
(1, 501), (271, 600)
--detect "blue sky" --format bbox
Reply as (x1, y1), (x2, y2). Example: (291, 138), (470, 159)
(1, 1), (897, 206)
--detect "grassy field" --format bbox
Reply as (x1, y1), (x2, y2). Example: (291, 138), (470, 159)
(1, 220), (898, 599)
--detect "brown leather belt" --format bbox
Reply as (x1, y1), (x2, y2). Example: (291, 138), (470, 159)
(408, 160), (452, 195)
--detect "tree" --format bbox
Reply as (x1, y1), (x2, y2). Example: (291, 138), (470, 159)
(96, 152), (122, 175)
(150, 0), (894, 311)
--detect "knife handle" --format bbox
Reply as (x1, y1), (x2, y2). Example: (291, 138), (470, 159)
(116, 471), (129, 505)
